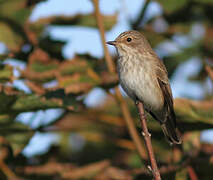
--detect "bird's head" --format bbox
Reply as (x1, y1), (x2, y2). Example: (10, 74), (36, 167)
(107, 30), (151, 57)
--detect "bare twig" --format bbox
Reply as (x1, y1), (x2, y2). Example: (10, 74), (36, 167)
(92, 0), (115, 73)
(187, 166), (198, 180)
(92, 0), (147, 159)
(0, 160), (19, 180)
(205, 65), (213, 83)
(132, 0), (150, 29)
(137, 102), (161, 180)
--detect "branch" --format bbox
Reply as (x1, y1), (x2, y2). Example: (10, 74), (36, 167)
(137, 102), (161, 180)
(187, 166), (198, 180)
(205, 65), (213, 83)
(92, 0), (115, 73)
(132, 0), (151, 29)
(92, 0), (147, 160)
(0, 160), (20, 180)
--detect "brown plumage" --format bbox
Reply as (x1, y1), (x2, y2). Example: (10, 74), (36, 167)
(107, 30), (181, 144)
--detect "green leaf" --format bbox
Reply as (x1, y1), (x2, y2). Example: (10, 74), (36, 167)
(0, 22), (24, 51)
(175, 98), (213, 125)
(0, 0), (31, 25)
(0, 114), (16, 125)
(158, 0), (187, 14)
(0, 64), (13, 83)
(182, 131), (200, 154)
(175, 168), (187, 180)
(31, 62), (58, 73)
(12, 94), (63, 112)
(0, 90), (17, 114)
(34, 14), (117, 31)
(0, 121), (34, 154)
(194, 0), (213, 3)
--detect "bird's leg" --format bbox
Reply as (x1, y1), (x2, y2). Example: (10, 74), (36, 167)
(136, 100), (143, 121)
(140, 114), (146, 137)
(136, 103), (152, 137)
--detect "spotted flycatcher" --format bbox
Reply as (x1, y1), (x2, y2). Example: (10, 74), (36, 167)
(107, 30), (181, 144)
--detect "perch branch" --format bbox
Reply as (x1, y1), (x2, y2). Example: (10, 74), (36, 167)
(92, 0), (147, 159)
(137, 101), (161, 180)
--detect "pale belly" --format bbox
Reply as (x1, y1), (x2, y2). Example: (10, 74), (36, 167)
(119, 65), (164, 111)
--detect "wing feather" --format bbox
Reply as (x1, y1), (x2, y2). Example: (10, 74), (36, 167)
(155, 60), (181, 144)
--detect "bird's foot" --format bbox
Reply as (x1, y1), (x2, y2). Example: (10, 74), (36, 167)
(147, 165), (159, 177)
(142, 131), (145, 136)
(147, 165), (153, 173)
(141, 131), (151, 137)
(135, 100), (139, 105)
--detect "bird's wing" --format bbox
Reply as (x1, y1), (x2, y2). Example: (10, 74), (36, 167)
(155, 61), (181, 144)
(157, 76), (176, 124)
(155, 61), (176, 123)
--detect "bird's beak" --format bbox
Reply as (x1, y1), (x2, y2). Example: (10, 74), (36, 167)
(106, 41), (117, 46)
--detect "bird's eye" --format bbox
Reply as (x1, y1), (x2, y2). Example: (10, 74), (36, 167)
(127, 37), (132, 42)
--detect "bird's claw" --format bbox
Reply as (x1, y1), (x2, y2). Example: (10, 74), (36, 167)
(141, 131), (151, 137)
(147, 165), (153, 173)
(142, 131), (145, 136)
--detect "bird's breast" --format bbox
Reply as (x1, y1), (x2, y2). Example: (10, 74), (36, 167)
(117, 55), (164, 111)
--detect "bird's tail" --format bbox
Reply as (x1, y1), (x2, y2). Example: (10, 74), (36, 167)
(161, 118), (182, 145)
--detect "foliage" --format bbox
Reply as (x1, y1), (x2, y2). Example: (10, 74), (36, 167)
(0, 0), (212, 179)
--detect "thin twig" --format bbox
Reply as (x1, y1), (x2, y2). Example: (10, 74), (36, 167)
(205, 65), (213, 83)
(132, 0), (150, 29)
(92, 0), (115, 73)
(187, 166), (198, 180)
(92, 0), (147, 160)
(137, 102), (161, 180)
(0, 160), (19, 179)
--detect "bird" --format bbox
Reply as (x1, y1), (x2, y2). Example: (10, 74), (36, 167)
(107, 30), (181, 145)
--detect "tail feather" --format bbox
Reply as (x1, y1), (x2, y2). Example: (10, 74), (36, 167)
(149, 110), (181, 145)
(161, 119), (181, 145)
